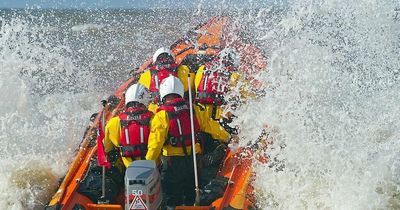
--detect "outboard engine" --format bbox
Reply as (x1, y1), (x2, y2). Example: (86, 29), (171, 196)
(125, 160), (162, 210)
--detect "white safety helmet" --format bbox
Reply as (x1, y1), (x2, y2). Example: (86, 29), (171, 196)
(159, 75), (184, 100)
(125, 84), (151, 106)
(152, 47), (175, 63)
(218, 48), (240, 68)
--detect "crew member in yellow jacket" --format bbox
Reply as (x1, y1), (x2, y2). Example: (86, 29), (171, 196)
(138, 47), (195, 113)
(146, 75), (200, 207)
(194, 48), (241, 138)
(103, 83), (153, 168)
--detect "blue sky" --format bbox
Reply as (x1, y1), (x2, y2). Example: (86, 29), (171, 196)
(0, 0), (270, 9)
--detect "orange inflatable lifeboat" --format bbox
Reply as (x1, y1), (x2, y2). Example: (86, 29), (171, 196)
(45, 16), (267, 210)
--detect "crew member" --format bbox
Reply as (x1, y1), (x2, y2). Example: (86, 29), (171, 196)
(103, 83), (153, 168)
(146, 75), (201, 207)
(194, 48), (241, 142)
(138, 47), (195, 113)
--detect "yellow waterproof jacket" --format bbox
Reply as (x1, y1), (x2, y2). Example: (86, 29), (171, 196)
(194, 103), (230, 143)
(138, 64), (195, 113)
(145, 110), (202, 161)
(104, 116), (146, 168)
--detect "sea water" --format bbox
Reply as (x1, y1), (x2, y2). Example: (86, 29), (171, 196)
(233, 1), (400, 209)
(0, 1), (399, 209)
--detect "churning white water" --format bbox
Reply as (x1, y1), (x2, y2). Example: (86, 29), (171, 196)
(0, 13), (104, 209)
(0, 0), (399, 209)
(232, 0), (400, 209)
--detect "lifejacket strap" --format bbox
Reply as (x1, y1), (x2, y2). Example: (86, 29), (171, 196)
(139, 127), (144, 143)
(203, 74), (209, 91)
(125, 128), (130, 144)
(180, 137), (188, 156)
(212, 102), (218, 121)
(119, 144), (148, 158)
(155, 75), (159, 89)
(139, 144), (146, 160)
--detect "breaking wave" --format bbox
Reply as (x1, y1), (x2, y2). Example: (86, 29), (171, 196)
(0, 12), (102, 209)
(232, 1), (400, 209)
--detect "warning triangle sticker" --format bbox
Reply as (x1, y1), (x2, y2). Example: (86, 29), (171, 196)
(129, 194), (148, 210)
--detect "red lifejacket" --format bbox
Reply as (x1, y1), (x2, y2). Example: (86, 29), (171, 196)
(149, 63), (179, 103)
(195, 62), (234, 106)
(157, 98), (199, 154)
(118, 107), (153, 159)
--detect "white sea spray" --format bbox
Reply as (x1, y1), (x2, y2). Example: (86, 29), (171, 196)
(232, 1), (400, 209)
